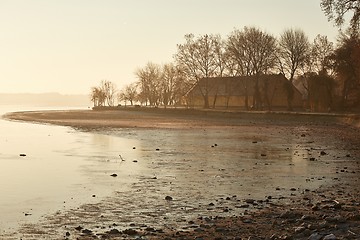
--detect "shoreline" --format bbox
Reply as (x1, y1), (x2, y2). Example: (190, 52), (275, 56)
(4, 108), (360, 130)
(2, 108), (360, 239)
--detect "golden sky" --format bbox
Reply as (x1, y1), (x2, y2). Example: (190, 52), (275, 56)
(0, 0), (338, 94)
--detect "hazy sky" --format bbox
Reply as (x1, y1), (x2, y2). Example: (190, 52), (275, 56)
(0, 0), (339, 94)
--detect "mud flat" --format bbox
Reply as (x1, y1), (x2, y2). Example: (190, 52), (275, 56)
(3, 108), (360, 239)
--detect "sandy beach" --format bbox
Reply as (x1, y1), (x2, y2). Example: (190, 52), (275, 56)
(2, 108), (360, 239)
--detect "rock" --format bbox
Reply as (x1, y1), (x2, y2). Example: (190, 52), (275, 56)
(323, 234), (337, 240)
(294, 226), (306, 233)
(308, 233), (322, 240)
(165, 196), (173, 201)
(320, 151), (327, 155)
(123, 229), (137, 235)
(261, 153), (267, 157)
(81, 229), (92, 235)
(156, 148), (160, 151)
(75, 226), (83, 231)
(19, 154), (26, 157)
(245, 199), (256, 204)
(107, 228), (121, 234)
(132, 147), (136, 149)
(133, 160), (138, 163)
(145, 227), (155, 232)
(110, 173), (117, 177)
(235, 204), (250, 208)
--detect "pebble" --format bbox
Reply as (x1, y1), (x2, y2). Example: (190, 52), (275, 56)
(123, 229), (137, 235)
(323, 234), (337, 240)
(165, 196), (173, 201)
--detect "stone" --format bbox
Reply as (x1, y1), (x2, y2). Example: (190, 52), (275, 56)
(81, 229), (92, 235)
(75, 226), (83, 231)
(308, 233), (322, 240)
(323, 234), (337, 240)
(123, 229), (137, 235)
(110, 173), (117, 177)
(108, 229), (121, 234)
(19, 154), (26, 157)
(165, 196), (173, 201)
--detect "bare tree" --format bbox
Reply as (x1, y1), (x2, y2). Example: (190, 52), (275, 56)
(308, 34), (334, 74)
(159, 63), (187, 107)
(175, 34), (224, 108)
(321, 0), (360, 34)
(226, 27), (277, 110)
(100, 80), (117, 106)
(118, 83), (138, 106)
(135, 62), (162, 106)
(332, 33), (360, 109)
(90, 86), (106, 107)
(277, 28), (310, 110)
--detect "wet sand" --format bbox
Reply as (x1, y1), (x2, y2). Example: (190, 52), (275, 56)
(3, 108), (360, 239)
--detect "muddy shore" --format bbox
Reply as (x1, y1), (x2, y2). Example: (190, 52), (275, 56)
(3, 108), (360, 240)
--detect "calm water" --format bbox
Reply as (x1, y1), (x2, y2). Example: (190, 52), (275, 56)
(0, 106), (141, 231)
(1, 106), (358, 237)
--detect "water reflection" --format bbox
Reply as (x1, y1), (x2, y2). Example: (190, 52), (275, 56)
(0, 110), (142, 231)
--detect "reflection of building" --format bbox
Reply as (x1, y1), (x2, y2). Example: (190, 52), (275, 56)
(186, 74), (303, 110)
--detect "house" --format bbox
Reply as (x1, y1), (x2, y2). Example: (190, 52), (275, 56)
(186, 74), (303, 110)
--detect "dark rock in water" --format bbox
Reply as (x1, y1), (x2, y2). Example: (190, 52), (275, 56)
(320, 151), (327, 155)
(123, 229), (138, 235)
(132, 147), (136, 149)
(75, 226), (83, 231)
(145, 227), (155, 232)
(245, 199), (255, 204)
(110, 174), (118, 177)
(156, 148), (160, 151)
(261, 153), (267, 157)
(19, 154), (26, 157)
(165, 196), (173, 201)
(133, 160), (138, 163)
(65, 232), (70, 237)
(82, 229), (92, 235)
(107, 228), (121, 235)
(24, 213), (31, 216)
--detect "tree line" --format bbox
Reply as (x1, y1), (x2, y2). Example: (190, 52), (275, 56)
(90, 0), (360, 112)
